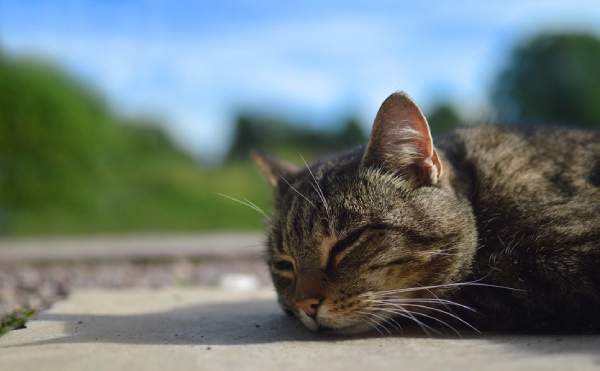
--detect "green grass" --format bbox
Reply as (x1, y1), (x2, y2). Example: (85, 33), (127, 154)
(0, 50), (330, 237)
(8, 161), (273, 236)
(0, 309), (34, 337)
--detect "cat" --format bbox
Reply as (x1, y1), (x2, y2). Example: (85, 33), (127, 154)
(251, 92), (600, 334)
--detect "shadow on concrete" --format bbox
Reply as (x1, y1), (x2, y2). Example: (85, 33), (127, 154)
(5, 297), (600, 361)
(4, 298), (390, 347)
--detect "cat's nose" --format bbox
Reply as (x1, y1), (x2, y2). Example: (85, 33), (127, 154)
(296, 298), (322, 317)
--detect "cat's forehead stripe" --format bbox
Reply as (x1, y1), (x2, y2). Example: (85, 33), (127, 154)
(319, 236), (337, 269)
(272, 228), (285, 254)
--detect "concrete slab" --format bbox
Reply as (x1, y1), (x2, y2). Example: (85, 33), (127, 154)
(1, 288), (599, 371)
(0, 233), (263, 263)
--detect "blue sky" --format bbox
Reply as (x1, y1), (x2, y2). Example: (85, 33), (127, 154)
(2, 1), (600, 161)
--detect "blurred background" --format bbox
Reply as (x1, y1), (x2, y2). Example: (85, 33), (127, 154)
(1, 0), (600, 236)
(3, 0), (600, 337)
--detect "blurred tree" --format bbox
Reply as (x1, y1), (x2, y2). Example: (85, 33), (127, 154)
(337, 117), (366, 147)
(427, 103), (462, 136)
(227, 114), (270, 162)
(226, 113), (366, 162)
(492, 33), (600, 128)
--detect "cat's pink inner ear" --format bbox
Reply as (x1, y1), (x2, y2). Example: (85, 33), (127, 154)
(251, 150), (299, 187)
(362, 92), (443, 185)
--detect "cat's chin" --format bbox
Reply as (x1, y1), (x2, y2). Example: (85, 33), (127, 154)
(296, 311), (373, 335)
(296, 311), (320, 332)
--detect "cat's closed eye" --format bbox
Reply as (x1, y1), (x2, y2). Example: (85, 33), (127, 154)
(271, 256), (295, 279)
(273, 259), (294, 271)
(368, 256), (413, 271)
(327, 228), (367, 269)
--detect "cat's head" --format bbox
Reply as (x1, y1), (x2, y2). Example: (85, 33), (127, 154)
(252, 92), (477, 334)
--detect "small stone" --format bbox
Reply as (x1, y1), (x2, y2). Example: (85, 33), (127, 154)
(206, 346), (212, 350)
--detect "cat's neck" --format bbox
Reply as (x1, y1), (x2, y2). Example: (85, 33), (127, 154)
(435, 138), (480, 285)
(436, 144), (476, 204)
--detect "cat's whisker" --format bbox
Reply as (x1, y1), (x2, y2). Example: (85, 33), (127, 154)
(364, 299), (432, 335)
(388, 317), (404, 334)
(414, 287), (456, 316)
(423, 251), (462, 256)
(367, 309), (400, 335)
(365, 321), (384, 336)
(377, 316), (403, 334)
(355, 311), (386, 335)
(366, 294), (480, 335)
(364, 279), (524, 296)
(242, 197), (269, 217)
(423, 288), (456, 314)
(217, 193), (271, 220)
(369, 297), (477, 313)
(422, 243), (462, 257)
(395, 307), (462, 337)
(401, 303), (480, 333)
(300, 155), (332, 224)
(357, 308), (404, 334)
(359, 318), (383, 335)
(355, 310), (392, 335)
(415, 289), (460, 313)
(375, 304), (456, 336)
(279, 176), (316, 209)
(376, 312), (404, 333)
(366, 308), (411, 334)
(367, 291), (476, 310)
(364, 311), (394, 335)
(365, 318), (388, 336)
(371, 300), (480, 334)
(367, 302), (438, 336)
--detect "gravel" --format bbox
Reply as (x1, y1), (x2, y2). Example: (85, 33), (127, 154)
(0, 258), (271, 317)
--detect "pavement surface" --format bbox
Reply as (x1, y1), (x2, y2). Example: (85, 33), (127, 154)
(2, 287), (600, 371)
(0, 233), (264, 263)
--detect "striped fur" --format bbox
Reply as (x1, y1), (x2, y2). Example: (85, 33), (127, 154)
(254, 93), (600, 334)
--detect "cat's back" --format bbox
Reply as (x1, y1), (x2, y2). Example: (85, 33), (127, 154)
(459, 125), (599, 225)
(443, 124), (600, 245)
(442, 125), (600, 206)
(452, 125), (598, 191)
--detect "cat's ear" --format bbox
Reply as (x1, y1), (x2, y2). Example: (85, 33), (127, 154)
(251, 150), (299, 187)
(362, 92), (443, 186)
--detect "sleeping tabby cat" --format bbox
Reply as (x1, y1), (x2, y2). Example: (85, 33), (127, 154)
(251, 92), (600, 334)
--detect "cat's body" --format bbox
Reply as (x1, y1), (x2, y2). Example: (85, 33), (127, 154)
(253, 93), (600, 334)
(441, 125), (600, 331)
